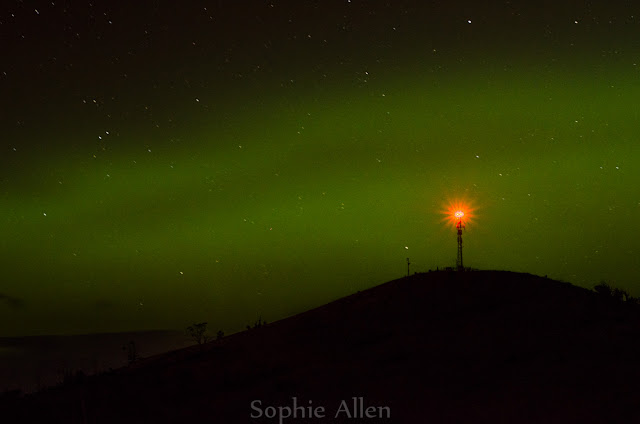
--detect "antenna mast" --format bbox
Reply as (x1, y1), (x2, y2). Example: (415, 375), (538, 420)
(456, 219), (464, 271)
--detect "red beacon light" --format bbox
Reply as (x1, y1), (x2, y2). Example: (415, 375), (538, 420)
(454, 211), (465, 230)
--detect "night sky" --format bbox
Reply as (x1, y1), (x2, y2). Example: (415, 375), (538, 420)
(2, 1), (639, 336)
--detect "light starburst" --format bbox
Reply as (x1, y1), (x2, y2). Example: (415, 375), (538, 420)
(440, 199), (477, 228)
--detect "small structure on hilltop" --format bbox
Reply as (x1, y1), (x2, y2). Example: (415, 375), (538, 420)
(440, 199), (476, 272)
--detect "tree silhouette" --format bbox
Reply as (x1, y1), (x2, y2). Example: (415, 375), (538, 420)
(187, 322), (210, 344)
(594, 281), (635, 303)
(594, 281), (612, 297)
(612, 287), (627, 302)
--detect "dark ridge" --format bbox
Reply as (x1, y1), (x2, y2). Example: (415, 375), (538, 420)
(2, 270), (640, 423)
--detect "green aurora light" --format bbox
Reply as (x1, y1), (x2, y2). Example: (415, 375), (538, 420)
(1, 1), (639, 335)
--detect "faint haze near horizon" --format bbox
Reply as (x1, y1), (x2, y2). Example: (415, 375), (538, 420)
(0, 330), (191, 393)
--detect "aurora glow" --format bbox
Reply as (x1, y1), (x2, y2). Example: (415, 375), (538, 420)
(1, 1), (639, 336)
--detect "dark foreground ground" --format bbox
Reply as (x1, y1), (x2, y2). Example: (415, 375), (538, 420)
(2, 270), (640, 423)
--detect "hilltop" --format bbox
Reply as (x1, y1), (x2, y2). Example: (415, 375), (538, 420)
(2, 270), (640, 423)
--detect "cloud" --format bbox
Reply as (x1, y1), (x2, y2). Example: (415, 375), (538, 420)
(0, 293), (25, 309)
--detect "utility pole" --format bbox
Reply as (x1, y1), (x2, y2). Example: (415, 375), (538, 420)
(406, 257), (411, 276)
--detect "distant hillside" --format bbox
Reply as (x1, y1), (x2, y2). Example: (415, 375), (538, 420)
(3, 271), (640, 423)
(0, 330), (191, 394)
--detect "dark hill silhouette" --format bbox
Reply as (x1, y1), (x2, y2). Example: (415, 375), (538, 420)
(3, 270), (640, 423)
